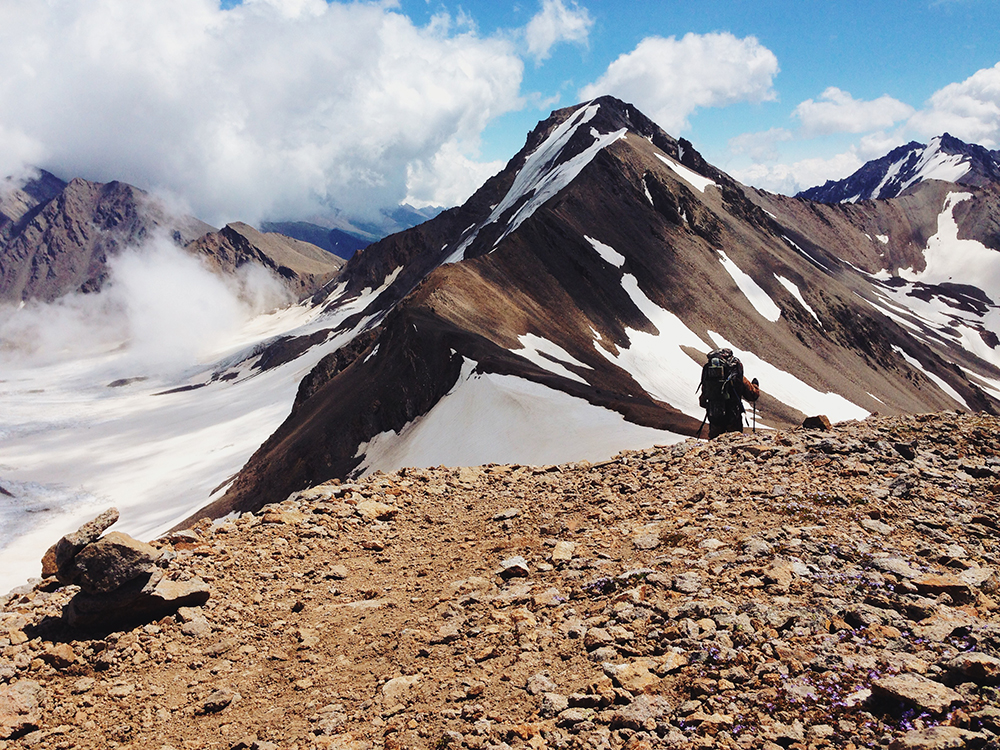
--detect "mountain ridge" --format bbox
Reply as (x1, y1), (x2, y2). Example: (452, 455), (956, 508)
(184, 96), (1000, 524)
(797, 133), (1000, 204)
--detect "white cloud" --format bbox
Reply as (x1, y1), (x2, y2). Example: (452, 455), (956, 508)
(579, 32), (779, 134)
(733, 151), (864, 196)
(405, 140), (505, 209)
(0, 235), (290, 374)
(524, 0), (594, 64)
(0, 0), (525, 225)
(728, 128), (793, 163)
(908, 61), (1000, 147)
(794, 87), (915, 137)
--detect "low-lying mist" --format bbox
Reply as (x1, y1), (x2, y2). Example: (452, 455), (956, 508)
(0, 236), (292, 378)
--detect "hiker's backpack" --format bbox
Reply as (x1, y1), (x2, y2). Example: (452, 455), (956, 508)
(699, 348), (744, 424)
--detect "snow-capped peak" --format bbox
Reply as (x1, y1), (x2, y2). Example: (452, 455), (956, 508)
(799, 133), (1000, 204)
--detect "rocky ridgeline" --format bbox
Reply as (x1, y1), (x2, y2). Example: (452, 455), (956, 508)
(1, 411), (999, 750)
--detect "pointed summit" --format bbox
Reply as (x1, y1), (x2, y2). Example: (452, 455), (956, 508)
(798, 133), (1000, 203)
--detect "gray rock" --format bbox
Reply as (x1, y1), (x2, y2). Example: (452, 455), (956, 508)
(63, 531), (162, 594)
(888, 726), (988, 749)
(64, 571), (210, 628)
(0, 680), (43, 739)
(872, 673), (964, 714)
(40, 508), (119, 578)
(526, 673), (558, 695)
(200, 687), (235, 713)
(672, 572), (702, 594)
(497, 556), (530, 580)
(540, 692), (568, 717)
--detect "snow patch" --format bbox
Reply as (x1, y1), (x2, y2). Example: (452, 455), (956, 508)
(0, 255), (399, 594)
(354, 358), (682, 474)
(900, 192), (1000, 305)
(444, 102), (626, 264)
(892, 345), (970, 409)
(654, 153), (717, 193)
(775, 276), (822, 326)
(876, 234), (889, 244)
(898, 137), (971, 192)
(595, 274), (711, 419)
(718, 251), (781, 322)
(512, 334), (591, 385)
(586, 236), (626, 268)
(706, 332), (869, 423)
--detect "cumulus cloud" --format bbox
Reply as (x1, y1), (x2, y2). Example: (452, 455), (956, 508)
(732, 151), (864, 196)
(0, 237), (290, 375)
(579, 32), (779, 134)
(909, 61), (1000, 147)
(404, 141), (505, 209)
(0, 0), (525, 225)
(525, 0), (594, 64)
(728, 128), (793, 163)
(794, 87), (915, 137)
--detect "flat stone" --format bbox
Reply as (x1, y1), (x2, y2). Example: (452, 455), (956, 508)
(608, 694), (670, 730)
(872, 673), (963, 714)
(913, 574), (975, 604)
(556, 707), (595, 727)
(527, 673), (558, 696)
(540, 692), (568, 717)
(672, 572), (702, 594)
(381, 675), (420, 705)
(603, 660), (660, 693)
(551, 541), (576, 564)
(860, 518), (893, 535)
(888, 726), (988, 749)
(354, 501), (397, 521)
(0, 680), (43, 740)
(200, 688), (235, 713)
(497, 556), (530, 580)
(943, 652), (1000, 685)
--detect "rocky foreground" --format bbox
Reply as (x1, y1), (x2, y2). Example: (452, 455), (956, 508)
(2, 411), (1000, 750)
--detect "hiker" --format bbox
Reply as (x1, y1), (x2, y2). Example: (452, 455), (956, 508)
(698, 348), (760, 438)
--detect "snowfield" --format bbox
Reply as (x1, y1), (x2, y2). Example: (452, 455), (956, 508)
(0, 271), (396, 595)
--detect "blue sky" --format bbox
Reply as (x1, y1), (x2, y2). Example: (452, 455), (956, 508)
(1, 0), (998, 224)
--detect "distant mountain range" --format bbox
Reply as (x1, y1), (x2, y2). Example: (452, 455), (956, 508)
(3, 97), (1000, 558)
(798, 133), (1000, 203)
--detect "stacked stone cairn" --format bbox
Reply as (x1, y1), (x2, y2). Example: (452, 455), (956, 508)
(40, 508), (210, 629)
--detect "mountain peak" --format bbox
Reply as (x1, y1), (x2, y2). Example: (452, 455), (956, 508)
(798, 133), (1000, 203)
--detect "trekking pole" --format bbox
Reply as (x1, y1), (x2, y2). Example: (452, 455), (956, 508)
(697, 412), (707, 439)
(752, 378), (759, 433)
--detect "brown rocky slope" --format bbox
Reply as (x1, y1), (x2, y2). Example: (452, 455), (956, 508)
(2, 411), (1000, 750)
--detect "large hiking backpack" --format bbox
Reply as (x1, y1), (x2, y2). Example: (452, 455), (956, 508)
(699, 348), (744, 425)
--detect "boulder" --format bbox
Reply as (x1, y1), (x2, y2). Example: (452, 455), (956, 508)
(63, 531), (163, 594)
(802, 415), (832, 430)
(64, 570), (211, 628)
(41, 508), (119, 578)
(871, 673), (963, 714)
